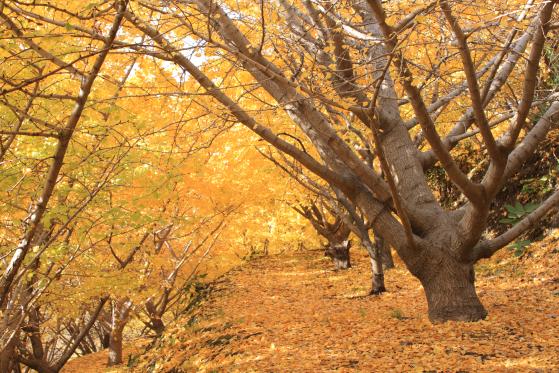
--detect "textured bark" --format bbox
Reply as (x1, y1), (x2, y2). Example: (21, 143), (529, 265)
(119, 0), (558, 323)
(373, 231), (394, 269)
(324, 241), (351, 270)
(107, 298), (132, 366)
(369, 239), (386, 295)
(107, 328), (124, 366)
(418, 253), (487, 322)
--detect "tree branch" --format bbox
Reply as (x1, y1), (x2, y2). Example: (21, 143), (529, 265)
(474, 188), (559, 260)
(0, 0), (127, 307)
(440, 0), (504, 169)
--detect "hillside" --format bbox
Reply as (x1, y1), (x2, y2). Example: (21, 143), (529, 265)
(63, 230), (559, 372)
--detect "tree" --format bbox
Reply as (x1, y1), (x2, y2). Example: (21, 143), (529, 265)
(0, 2), (127, 368)
(293, 200), (353, 269)
(263, 144), (394, 290)
(0, 2), (263, 369)
(113, 0), (559, 322)
(14, 297), (108, 373)
(1, 0), (557, 328)
(291, 193), (389, 293)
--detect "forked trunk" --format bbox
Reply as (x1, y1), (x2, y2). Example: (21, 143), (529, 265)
(144, 298), (165, 336)
(418, 256), (487, 322)
(325, 244), (351, 269)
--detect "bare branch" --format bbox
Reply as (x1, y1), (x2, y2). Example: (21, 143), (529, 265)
(366, 0), (485, 206)
(440, 0), (504, 168)
(474, 188), (559, 260)
(501, 1), (556, 150)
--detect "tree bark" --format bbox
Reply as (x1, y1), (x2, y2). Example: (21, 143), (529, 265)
(121, 0), (558, 323)
(373, 231), (394, 269)
(324, 241), (351, 269)
(417, 254), (487, 322)
(0, 335), (18, 373)
(369, 240), (386, 295)
(107, 327), (124, 366)
(381, 242), (395, 269)
(144, 298), (165, 336)
(107, 298), (132, 366)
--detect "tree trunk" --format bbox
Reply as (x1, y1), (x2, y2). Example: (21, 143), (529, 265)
(332, 248), (350, 269)
(150, 318), (165, 336)
(324, 242), (351, 270)
(418, 255), (487, 322)
(144, 298), (165, 336)
(107, 298), (132, 366)
(370, 253), (386, 295)
(373, 230), (394, 269)
(363, 238), (386, 295)
(381, 243), (395, 269)
(101, 331), (110, 349)
(107, 327), (124, 366)
(0, 337), (18, 373)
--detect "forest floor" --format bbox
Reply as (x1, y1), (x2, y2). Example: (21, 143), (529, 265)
(64, 231), (559, 372)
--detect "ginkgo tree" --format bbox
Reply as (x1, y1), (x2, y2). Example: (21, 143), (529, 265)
(104, 0), (557, 322)
(0, 1), (311, 371)
(0, 0), (557, 351)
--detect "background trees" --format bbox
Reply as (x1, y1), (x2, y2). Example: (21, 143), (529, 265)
(0, 1), (311, 370)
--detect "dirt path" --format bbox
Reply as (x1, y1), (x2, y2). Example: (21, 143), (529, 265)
(128, 238), (559, 372)
(61, 345), (140, 373)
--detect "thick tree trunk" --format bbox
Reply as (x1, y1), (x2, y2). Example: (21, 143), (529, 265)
(373, 230), (394, 269)
(418, 256), (487, 322)
(332, 248), (350, 269)
(107, 298), (132, 366)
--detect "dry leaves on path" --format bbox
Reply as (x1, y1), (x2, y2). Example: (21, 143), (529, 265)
(70, 232), (559, 372)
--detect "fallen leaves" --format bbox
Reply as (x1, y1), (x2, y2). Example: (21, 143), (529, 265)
(65, 231), (559, 372)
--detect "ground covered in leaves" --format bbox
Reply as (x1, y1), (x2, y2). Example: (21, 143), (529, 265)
(61, 345), (141, 373)
(66, 231), (559, 372)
